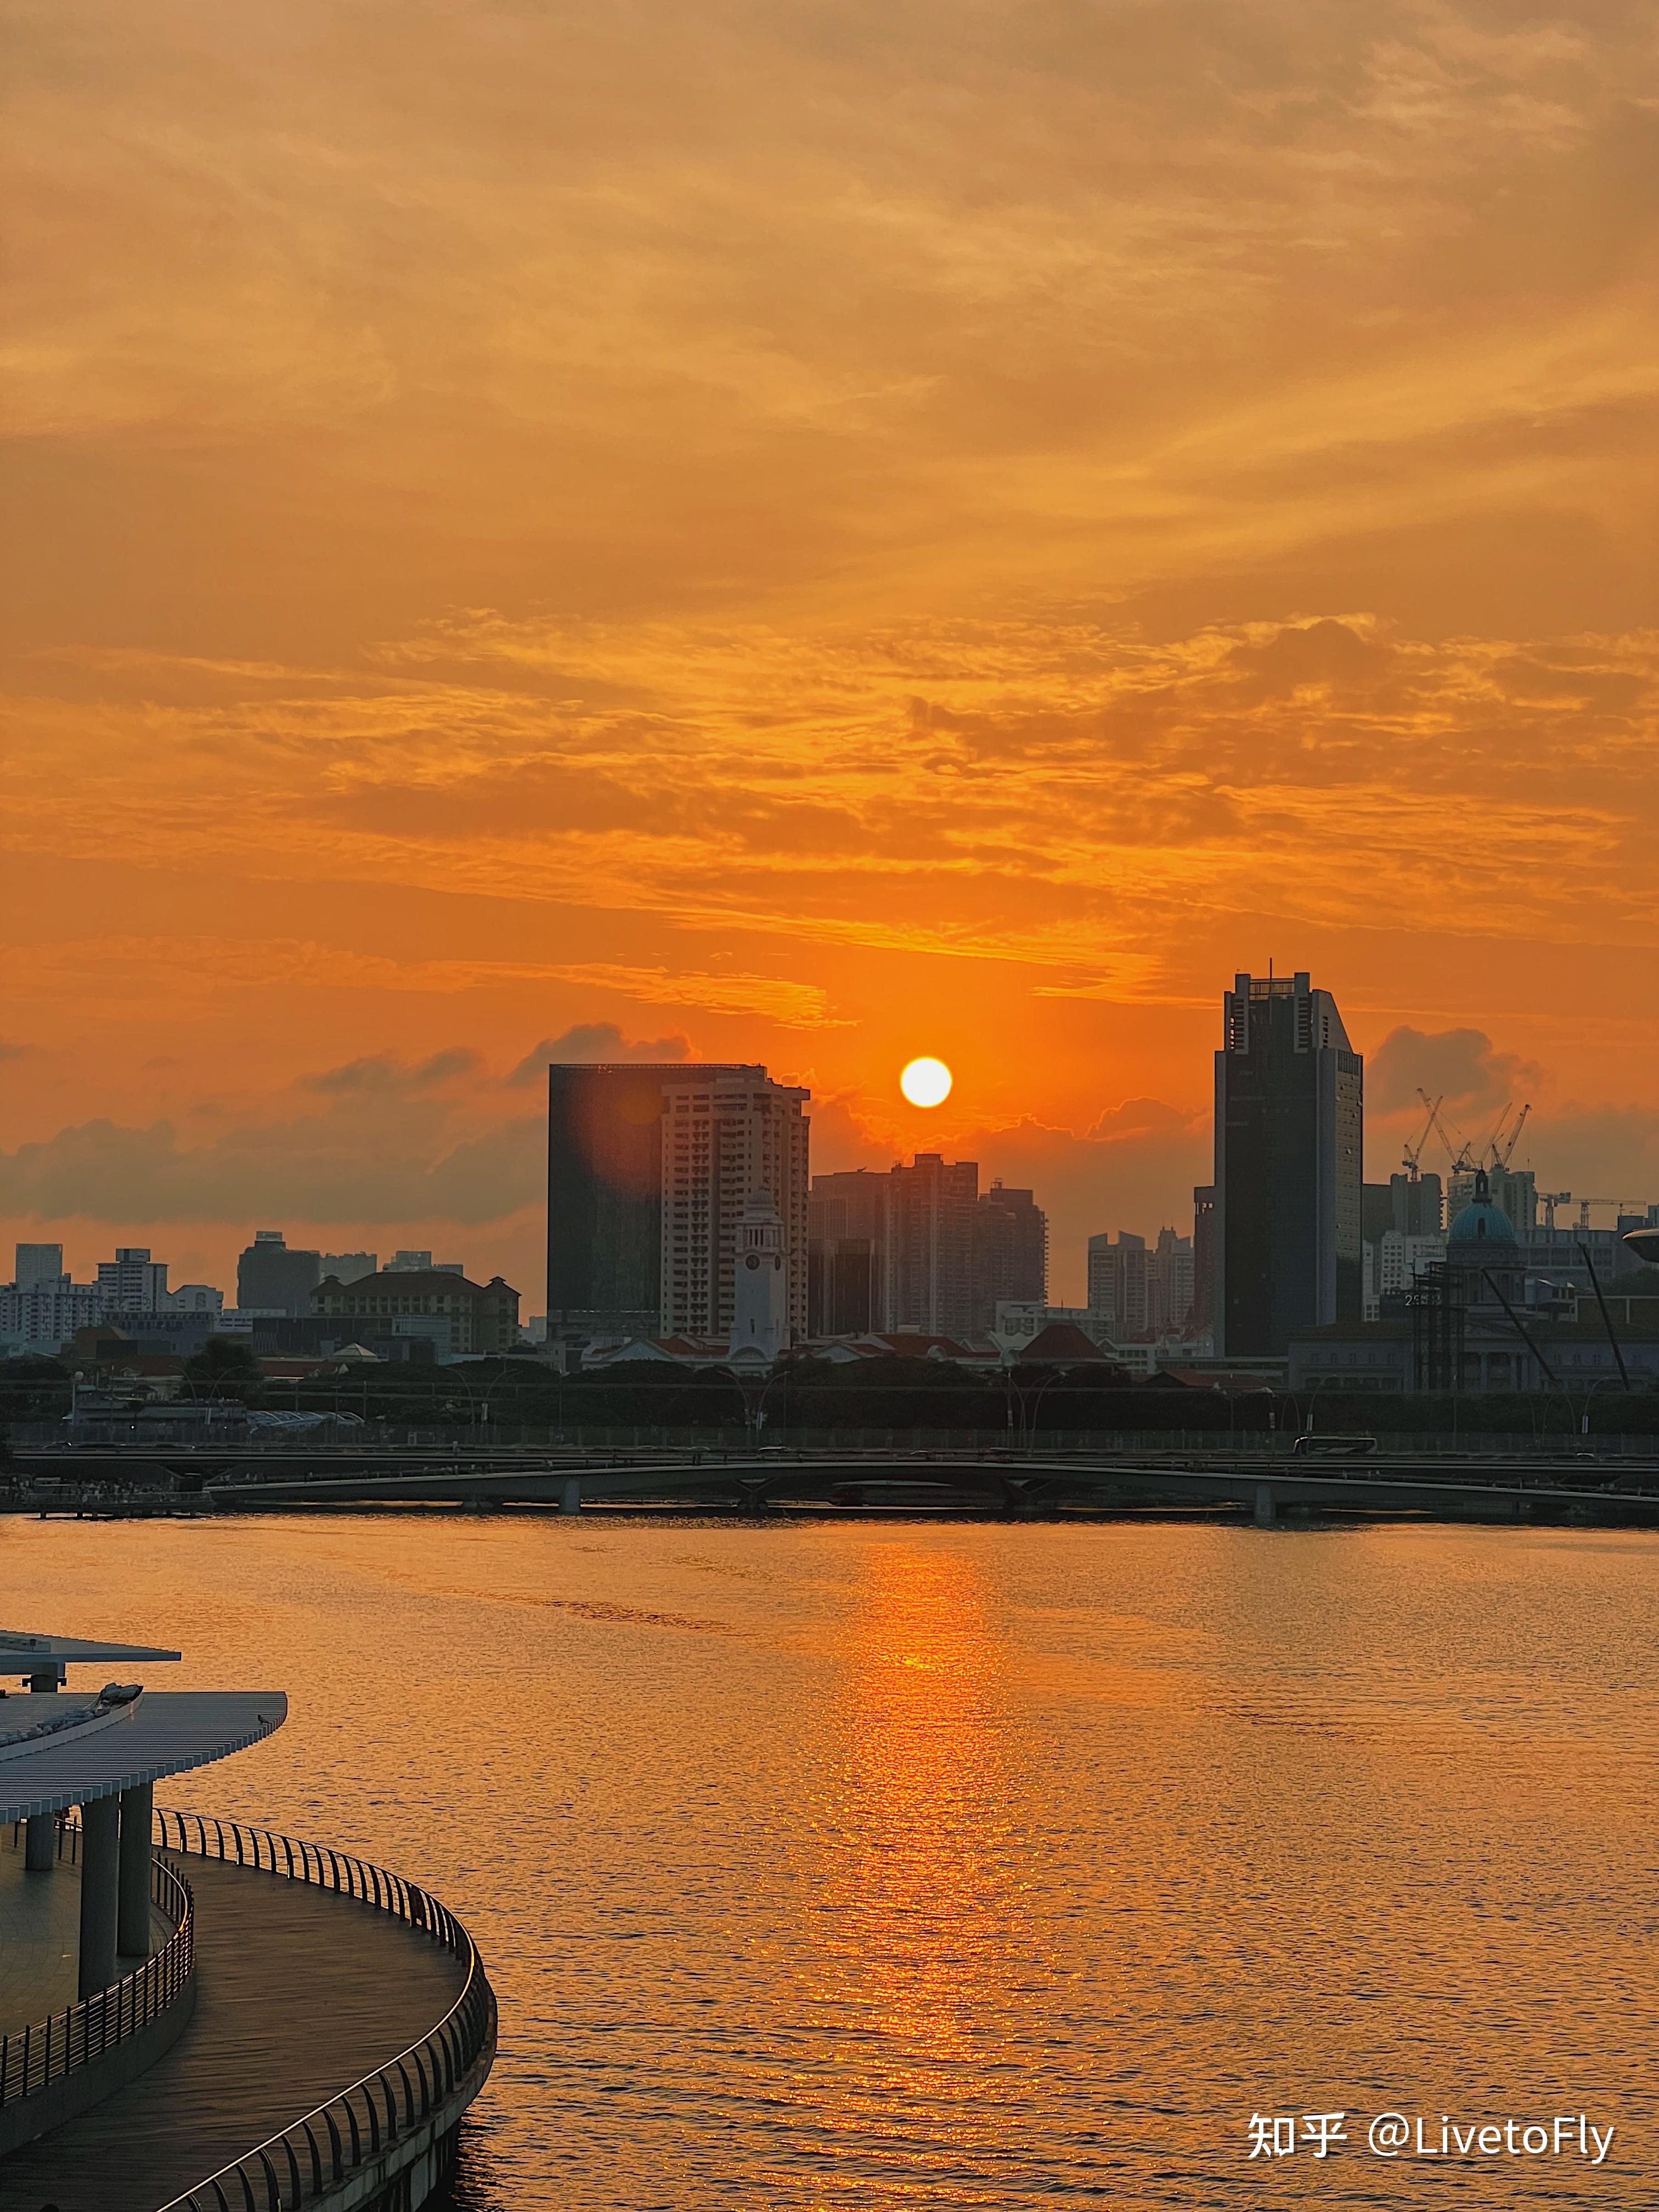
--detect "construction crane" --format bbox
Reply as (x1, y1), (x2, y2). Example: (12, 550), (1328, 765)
(1576, 1198), (1648, 1229)
(1419, 1088), (1477, 1173)
(1539, 1191), (1571, 1231)
(1488, 1102), (1531, 1169)
(1402, 1093), (1442, 1181)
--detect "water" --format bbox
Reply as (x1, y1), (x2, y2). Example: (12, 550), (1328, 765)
(5, 1514), (1656, 2207)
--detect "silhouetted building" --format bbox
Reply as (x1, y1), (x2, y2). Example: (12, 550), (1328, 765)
(970, 1183), (1047, 1331)
(548, 1062), (809, 1342)
(97, 1246), (170, 1312)
(810, 1155), (980, 1338)
(1215, 970), (1363, 1357)
(321, 1251), (379, 1284)
(1150, 1226), (1195, 1334)
(1192, 1185), (1216, 1334)
(311, 1267), (520, 1356)
(1446, 1165), (1532, 1234)
(14, 1243), (64, 1289)
(1087, 1231), (1148, 1336)
(236, 1232), (322, 1317)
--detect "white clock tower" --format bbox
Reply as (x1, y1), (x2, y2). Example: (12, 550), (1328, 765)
(729, 1188), (789, 1363)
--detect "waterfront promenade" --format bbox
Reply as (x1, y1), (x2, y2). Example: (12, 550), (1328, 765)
(0, 1626), (496, 2210)
(2, 1844), (471, 2207)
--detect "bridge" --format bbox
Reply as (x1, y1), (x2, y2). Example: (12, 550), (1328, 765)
(181, 1450), (1659, 1525)
(12, 1443), (1659, 1526)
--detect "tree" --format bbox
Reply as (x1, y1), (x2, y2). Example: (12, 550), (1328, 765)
(183, 1335), (265, 1403)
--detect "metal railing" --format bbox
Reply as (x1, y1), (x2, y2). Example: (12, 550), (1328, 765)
(153, 1811), (495, 2212)
(0, 1830), (194, 2107)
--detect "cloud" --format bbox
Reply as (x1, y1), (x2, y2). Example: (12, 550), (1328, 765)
(0, 1042), (30, 1064)
(507, 1024), (692, 1086)
(0, 1110), (545, 1227)
(1368, 1025), (1542, 1115)
(305, 1047), (483, 1095)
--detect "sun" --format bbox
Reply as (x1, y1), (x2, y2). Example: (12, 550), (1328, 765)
(900, 1057), (953, 1108)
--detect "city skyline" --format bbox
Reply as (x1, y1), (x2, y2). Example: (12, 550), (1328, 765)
(5, 991), (1658, 1316)
(6, 3), (1659, 1312)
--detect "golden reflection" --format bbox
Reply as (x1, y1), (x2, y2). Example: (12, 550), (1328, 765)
(780, 1539), (1050, 2200)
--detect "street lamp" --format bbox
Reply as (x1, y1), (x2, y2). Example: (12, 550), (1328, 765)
(1579, 1374), (1622, 1440)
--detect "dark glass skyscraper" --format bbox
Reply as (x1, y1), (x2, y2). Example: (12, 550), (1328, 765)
(546, 1062), (810, 1341)
(545, 1064), (732, 1336)
(1214, 972), (1363, 1356)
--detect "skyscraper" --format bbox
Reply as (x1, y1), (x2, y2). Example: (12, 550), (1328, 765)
(659, 1068), (810, 1342)
(970, 1183), (1048, 1331)
(547, 1062), (809, 1341)
(809, 1154), (981, 1338)
(1214, 970), (1363, 1356)
(1087, 1231), (1148, 1337)
(236, 1231), (323, 1317)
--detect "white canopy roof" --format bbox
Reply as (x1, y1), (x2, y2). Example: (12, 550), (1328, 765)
(0, 1629), (183, 1680)
(0, 1691), (286, 1822)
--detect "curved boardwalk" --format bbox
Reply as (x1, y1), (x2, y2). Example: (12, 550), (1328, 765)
(1, 1850), (469, 2210)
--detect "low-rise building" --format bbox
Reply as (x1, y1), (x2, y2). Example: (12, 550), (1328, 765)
(310, 1266), (521, 1356)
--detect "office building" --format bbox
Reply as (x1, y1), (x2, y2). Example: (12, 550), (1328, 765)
(548, 1062), (810, 1342)
(235, 1232), (322, 1317)
(311, 1266), (521, 1356)
(1215, 969), (1363, 1356)
(970, 1183), (1048, 1332)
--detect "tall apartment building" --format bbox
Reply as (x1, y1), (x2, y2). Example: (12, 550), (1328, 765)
(1150, 1227), (1197, 1335)
(1087, 1231), (1148, 1337)
(96, 1247), (170, 1312)
(14, 1243), (65, 1289)
(236, 1231), (323, 1317)
(659, 1068), (810, 1343)
(810, 1155), (983, 1339)
(548, 1062), (810, 1342)
(970, 1183), (1048, 1332)
(1215, 969), (1363, 1356)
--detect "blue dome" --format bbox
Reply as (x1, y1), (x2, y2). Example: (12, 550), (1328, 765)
(1448, 1195), (1516, 1246)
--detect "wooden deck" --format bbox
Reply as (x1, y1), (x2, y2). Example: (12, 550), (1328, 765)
(1, 1849), (469, 2209)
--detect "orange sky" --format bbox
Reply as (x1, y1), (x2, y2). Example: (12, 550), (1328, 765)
(4, 1), (1659, 1306)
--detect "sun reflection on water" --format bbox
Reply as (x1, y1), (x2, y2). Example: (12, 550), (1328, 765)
(771, 1541), (1053, 2203)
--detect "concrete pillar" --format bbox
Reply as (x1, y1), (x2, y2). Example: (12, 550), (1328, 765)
(560, 1477), (582, 1515)
(24, 1813), (55, 1871)
(117, 1781), (154, 1957)
(77, 1794), (121, 1997)
(26, 1667), (60, 1693)
(1252, 1483), (1277, 1527)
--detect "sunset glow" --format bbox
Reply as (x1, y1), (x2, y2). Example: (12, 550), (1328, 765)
(4, 2), (1659, 1305)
